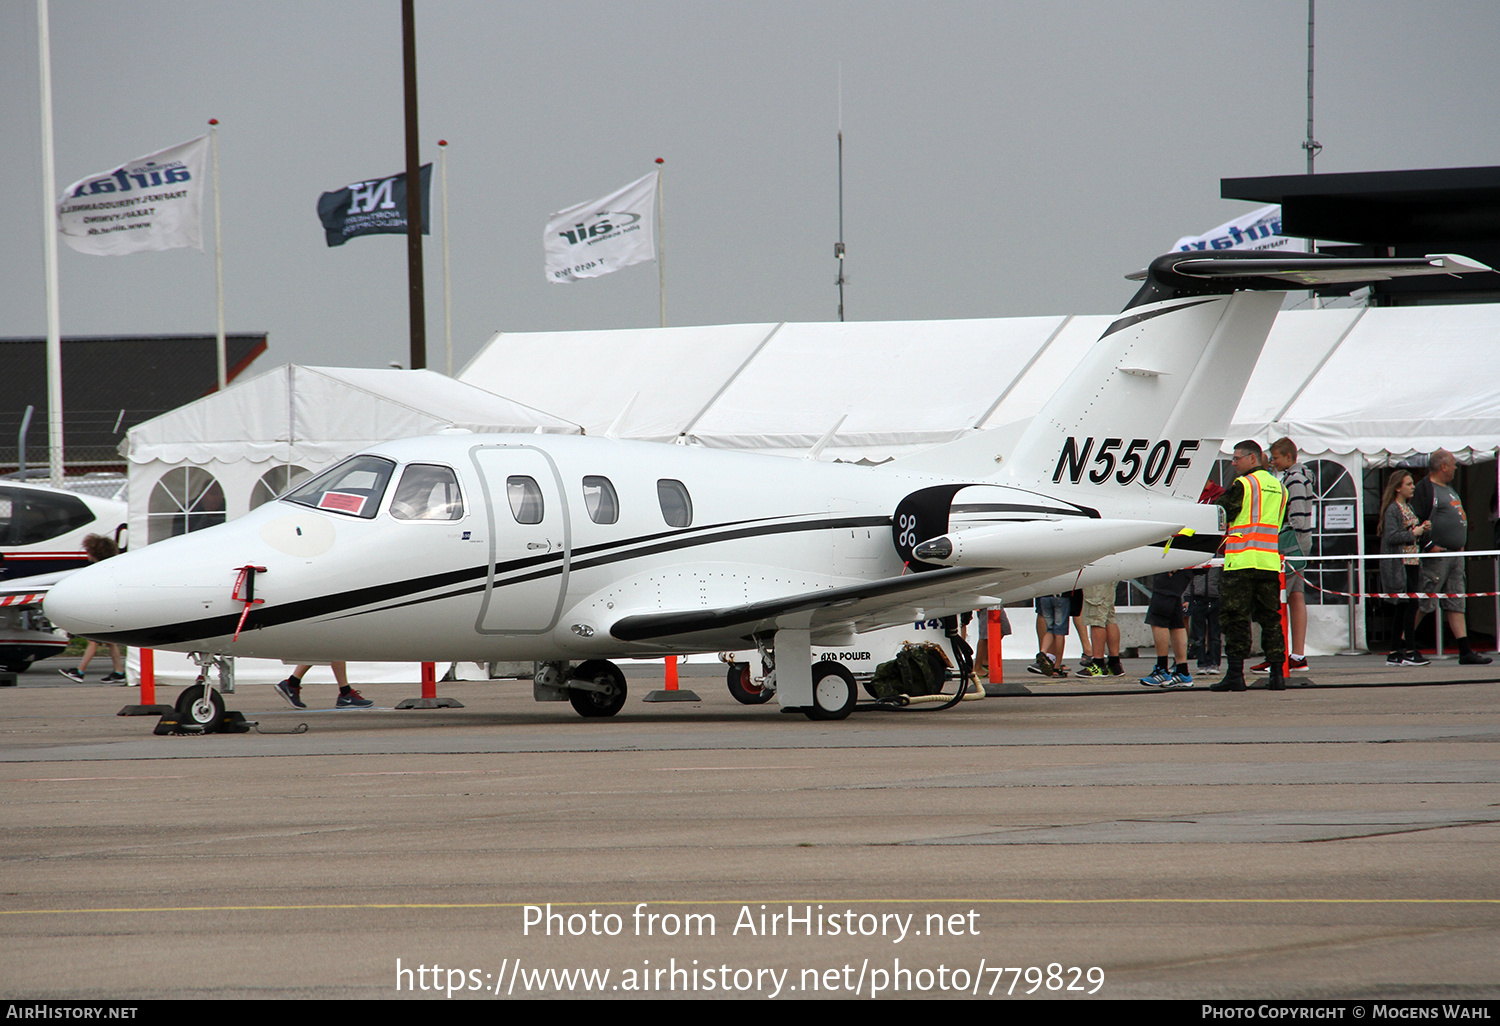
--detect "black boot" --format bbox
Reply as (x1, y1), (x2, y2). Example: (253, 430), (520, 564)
(1211, 659), (1247, 692)
(1267, 665), (1286, 691)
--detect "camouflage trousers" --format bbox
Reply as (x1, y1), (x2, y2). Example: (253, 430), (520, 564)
(1221, 568), (1285, 664)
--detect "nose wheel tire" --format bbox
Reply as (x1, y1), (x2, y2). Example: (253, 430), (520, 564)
(726, 662), (773, 705)
(568, 660), (628, 718)
(805, 660), (857, 721)
(175, 683), (225, 732)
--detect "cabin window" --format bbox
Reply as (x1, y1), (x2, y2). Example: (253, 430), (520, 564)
(249, 465), (312, 511)
(0, 486), (95, 547)
(657, 479), (692, 528)
(147, 467), (227, 543)
(390, 464), (464, 521)
(582, 476), (619, 525)
(507, 476), (544, 524)
(285, 455), (395, 520)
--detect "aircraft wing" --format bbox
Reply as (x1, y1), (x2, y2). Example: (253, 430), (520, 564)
(0, 569), (74, 608)
(609, 564), (1029, 648)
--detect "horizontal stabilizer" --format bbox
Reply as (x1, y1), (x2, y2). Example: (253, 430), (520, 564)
(1126, 252), (1491, 287)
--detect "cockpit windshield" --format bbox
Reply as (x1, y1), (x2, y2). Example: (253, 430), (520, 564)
(284, 455), (395, 519)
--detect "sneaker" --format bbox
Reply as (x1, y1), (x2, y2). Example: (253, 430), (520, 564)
(58, 667), (84, 682)
(101, 671), (127, 684)
(1079, 661), (1108, 678)
(336, 688), (374, 708)
(1107, 658), (1125, 677)
(274, 677), (307, 709)
(1402, 650), (1430, 666)
(1140, 666), (1174, 688)
(1162, 669), (1194, 689)
(1250, 661), (1271, 675)
(1459, 651), (1493, 666)
(1386, 652), (1405, 667)
(1026, 653), (1055, 677)
(1195, 664), (1222, 679)
(1287, 657), (1309, 672)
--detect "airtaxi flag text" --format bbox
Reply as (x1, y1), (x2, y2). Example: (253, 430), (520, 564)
(57, 136), (209, 256)
(544, 171), (658, 283)
(1173, 204), (1291, 252)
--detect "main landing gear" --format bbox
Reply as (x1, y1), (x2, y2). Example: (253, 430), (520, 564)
(752, 631), (859, 721)
(806, 660), (857, 720)
(534, 660), (628, 719)
(725, 661), (774, 705)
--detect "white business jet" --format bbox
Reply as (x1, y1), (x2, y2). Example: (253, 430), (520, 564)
(45, 251), (1487, 723)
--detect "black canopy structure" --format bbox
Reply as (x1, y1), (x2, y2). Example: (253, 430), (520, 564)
(1222, 166), (1500, 305)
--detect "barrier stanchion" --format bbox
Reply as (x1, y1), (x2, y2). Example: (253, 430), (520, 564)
(118, 647), (169, 716)
(140, 647), (154, 705)
(988, 609), (1002, 685)
(1341, 558), (1361, 656)
(986, 607), (1031, 695)
(645, 655), (700, 703)
(396, 659), (463, 709)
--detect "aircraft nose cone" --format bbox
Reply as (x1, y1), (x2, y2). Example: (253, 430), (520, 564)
(44, 561), (122, 636)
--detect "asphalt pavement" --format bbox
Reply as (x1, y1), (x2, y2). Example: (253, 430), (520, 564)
(2, 655), (1497, 1001)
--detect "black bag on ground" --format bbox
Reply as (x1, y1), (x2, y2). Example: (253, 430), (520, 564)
(868, 643), (951, 699)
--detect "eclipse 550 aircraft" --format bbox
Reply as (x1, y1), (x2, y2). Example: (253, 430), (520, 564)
(45, 251), (1488, 722)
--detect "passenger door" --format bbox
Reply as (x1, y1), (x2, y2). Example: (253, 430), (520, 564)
(470, 445), (571, 634)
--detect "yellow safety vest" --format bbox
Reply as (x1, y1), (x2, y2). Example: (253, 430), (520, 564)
(1224, 469), (1286, 572)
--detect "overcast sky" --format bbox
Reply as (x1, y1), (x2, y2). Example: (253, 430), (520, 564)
(2, 1), (1498, 376)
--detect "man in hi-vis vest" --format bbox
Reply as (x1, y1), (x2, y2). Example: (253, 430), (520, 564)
(1212, 440), (1288, 692)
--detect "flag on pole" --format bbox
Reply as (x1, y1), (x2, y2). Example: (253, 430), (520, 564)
(57, 136), (208, 256)
(1172, 204), (1292, 252)
(544, 171), (658, 283)
(317, 165), (432, 247)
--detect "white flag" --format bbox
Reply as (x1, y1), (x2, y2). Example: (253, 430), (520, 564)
(1172, 204), (1292, 253)
(57, 136), (209, 256)
(544, 171), (657, 283)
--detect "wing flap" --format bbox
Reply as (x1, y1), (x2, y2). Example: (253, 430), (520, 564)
(609, 565), (1029, 645)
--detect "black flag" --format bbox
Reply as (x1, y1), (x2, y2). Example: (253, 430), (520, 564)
(317, 164), (432, 247)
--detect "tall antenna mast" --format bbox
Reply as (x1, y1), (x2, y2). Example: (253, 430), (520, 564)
(1302, 0), (1323, 299)
(834, 65), (846, 322)
(1302, 0), (1321, 175)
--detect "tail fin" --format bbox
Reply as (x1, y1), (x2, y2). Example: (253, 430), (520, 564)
(899, 251), (1489, 500)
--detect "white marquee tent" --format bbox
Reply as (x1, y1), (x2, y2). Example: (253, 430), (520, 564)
(463, 304), (1500, 654)
(464, 305), (1500, 466)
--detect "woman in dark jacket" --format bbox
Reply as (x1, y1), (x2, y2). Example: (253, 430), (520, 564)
(1379, 470), (1430, 666)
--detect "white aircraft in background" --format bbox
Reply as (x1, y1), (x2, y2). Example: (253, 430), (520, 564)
(1, 480), (127, 672)
(45, 251), (1488, 723)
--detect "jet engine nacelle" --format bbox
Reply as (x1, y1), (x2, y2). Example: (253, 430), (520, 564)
(891, 483), (1100, 571)
(911, 518), (1184, 570)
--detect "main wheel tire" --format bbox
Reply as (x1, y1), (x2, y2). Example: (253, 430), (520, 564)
(805, 660), (857, 721)
(568, 660), (628, 718)
(726, 662), (772, 705)
(175, 683), (225, 731)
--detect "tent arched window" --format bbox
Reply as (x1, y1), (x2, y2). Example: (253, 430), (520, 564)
(148, 467), (227, 543)
(250, 465), (313, 510)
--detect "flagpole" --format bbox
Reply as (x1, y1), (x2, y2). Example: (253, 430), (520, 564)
(37, 0), (63, 487)
(209, 118), (226, 390)
(401, 0), (427, 370)
(655, 158), (665, 328)
(439, 139), (452, 376)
